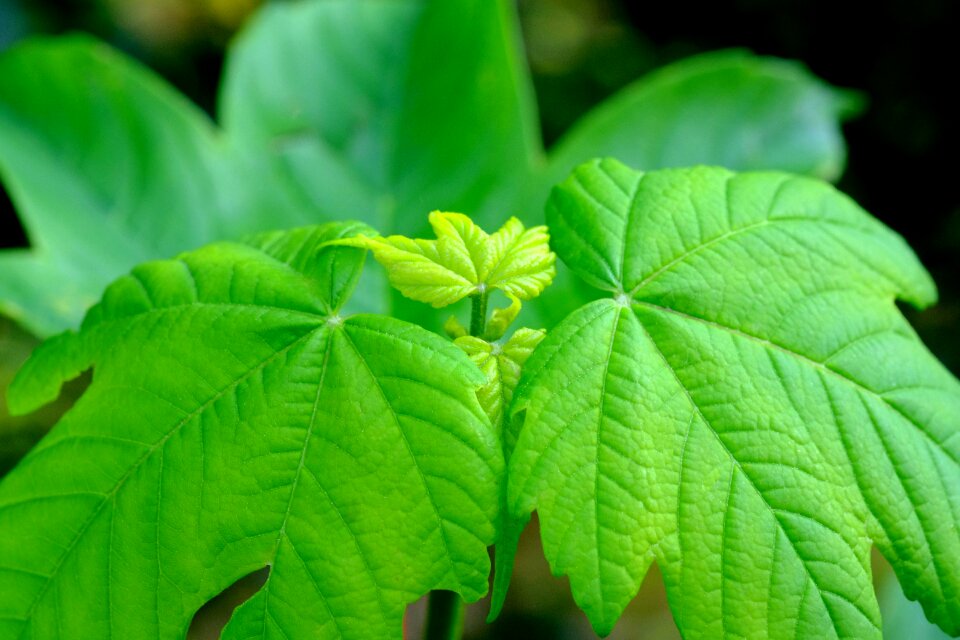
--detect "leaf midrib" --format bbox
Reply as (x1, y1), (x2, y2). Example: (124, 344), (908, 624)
(589, 303), (624, 621)
(250, 326), (352, 640)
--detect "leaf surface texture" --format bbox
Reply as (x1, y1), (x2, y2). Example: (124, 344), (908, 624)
(509, 159), (960, 638)
(0, 223), (502, 639)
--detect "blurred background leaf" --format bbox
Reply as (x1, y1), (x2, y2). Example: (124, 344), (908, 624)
(0, 0), (861, 338)
(0, 36), (234, 334)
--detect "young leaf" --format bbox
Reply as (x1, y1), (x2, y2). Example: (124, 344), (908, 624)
(452, 328), (546, 621)
(509, 159), (960, 637)
(336, 212), (556, 308)
(485, 294), (522, 341)
(0, 222), (502, 639)
(455, 328), (545, 439)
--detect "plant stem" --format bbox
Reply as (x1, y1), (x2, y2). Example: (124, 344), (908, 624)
(424, 591), (464, 640)
(469, 289), (488, 337)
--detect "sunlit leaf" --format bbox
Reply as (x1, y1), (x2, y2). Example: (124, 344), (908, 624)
(0, 222), (502, 640)
(336, 212), (555, 308)
(509, 159), (959, 637)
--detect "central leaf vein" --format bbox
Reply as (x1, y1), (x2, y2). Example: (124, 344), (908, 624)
(591, 304), (623, 613)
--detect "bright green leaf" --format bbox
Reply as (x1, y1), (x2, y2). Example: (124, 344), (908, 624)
(0, 222), (502, 639)
(528, 49), (863, 329)
(509, 159), (959, 638)
(336, 212), (556, 308)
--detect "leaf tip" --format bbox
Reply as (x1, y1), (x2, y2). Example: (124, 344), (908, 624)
(7, 330), (89, 416)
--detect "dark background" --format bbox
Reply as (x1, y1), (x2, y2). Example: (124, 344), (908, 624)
(0, 1), (956, 638)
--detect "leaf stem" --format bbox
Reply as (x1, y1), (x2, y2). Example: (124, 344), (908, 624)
(470, 289), (488, 337)
(424, 591), (464, 640)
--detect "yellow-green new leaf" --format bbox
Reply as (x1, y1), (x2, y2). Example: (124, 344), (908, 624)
(453, 327), (545, 621)
(454, 328), (545, 436)
(484, 218), (556, 300)
(485, 294), (522, 341)
(338, 212), (556, 308)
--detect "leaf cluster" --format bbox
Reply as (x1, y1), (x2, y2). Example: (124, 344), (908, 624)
(0, 161), (957, 640)
(0, 1), (956, 638)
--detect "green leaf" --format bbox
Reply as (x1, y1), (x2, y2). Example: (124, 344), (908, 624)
(528, 49), (863, 329)
(220, 0), (539, 237)
(336, 212), (556, 308)
(543, 50), (858, 192)
(0, 222), (502, 639)
(508, 159), (959, 637)
(0, 36), (235, 336)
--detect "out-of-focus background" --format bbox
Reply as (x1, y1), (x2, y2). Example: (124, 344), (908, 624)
(0, 0), (956, 638)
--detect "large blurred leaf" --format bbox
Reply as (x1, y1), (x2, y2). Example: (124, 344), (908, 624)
(0, 222), (501, 639)
(508, 159), (960, 637)
(219, 0), (539, 236)
(542, 50), (856, 194)
(0, 37), (233, 335)
(0, 1), (856, 338)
